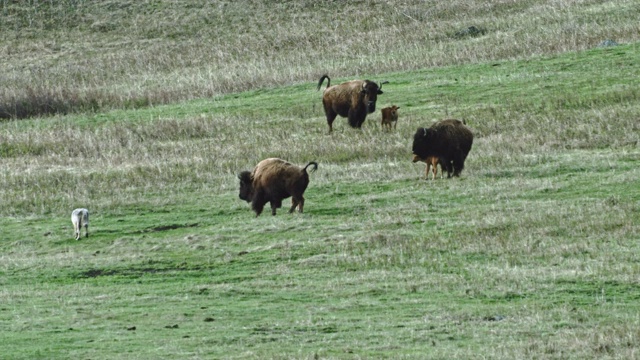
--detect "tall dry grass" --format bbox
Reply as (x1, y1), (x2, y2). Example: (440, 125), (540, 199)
(2, 0), (639, 118)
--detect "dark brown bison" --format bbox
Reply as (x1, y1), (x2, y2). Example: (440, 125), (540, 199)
(412, 154), (445, 180)
(412, 119), (473, 178)
(380, 105), (399, 130)
(238, 158), (318, 216)
(317, 74), (385, 132)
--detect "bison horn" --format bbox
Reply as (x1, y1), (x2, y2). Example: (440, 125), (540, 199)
(423, 128), (428, 137)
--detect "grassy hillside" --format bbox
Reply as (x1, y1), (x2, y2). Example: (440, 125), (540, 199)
(2, 1), (640, 359)
(2, 0), (639, 118)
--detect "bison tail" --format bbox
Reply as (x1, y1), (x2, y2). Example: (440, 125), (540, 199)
(317, 75), (330, 91)
(303, 161), (318, 173)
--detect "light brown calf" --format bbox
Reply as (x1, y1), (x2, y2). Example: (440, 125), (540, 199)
(380, 105), (399, 130)
(412, 154), (445, 180)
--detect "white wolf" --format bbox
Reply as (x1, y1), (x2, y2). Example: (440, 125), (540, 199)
(71, 208), (90, 240)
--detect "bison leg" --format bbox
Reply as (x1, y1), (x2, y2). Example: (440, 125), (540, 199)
(441, 159), (453, 178)
(452, 157), (465, 177)
(290, 196), (304, 213)
(348, 109), (365, 128)
(251, 190), (267, 216)
(326, 113), (337, 133)
(252, 200), (265, 216)
(323, 105), (338, 133)
(270, 199), (283, 216)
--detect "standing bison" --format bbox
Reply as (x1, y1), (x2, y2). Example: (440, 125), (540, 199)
(412, 119), (473, 178)
(380, 105), (400, 130)
(238, 158), (318, 216)
(317, 74), (385, 132)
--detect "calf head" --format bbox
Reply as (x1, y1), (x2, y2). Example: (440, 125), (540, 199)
(387, 105), (399, 120)
(361, 80), (384, 114)
(238, 171), (253, 202)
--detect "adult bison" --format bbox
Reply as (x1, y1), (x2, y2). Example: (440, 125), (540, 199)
(238, 158), (318, 216)
(317, 74), (385, 132)
(412, 119), (473, 178)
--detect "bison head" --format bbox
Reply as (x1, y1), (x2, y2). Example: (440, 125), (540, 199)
(412, 127), (434, 159)
(238, 171), (253, 202)
(361, 80), (384, 114)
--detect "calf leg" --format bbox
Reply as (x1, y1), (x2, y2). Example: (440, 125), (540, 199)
(431, 158), (440, 180)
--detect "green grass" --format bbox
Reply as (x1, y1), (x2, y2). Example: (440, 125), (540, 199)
(2, 1), (640, 359)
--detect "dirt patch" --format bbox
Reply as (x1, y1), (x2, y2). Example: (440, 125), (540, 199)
(144, 223), (199, 232)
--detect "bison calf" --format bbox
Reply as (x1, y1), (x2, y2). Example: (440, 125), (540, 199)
(412, 154), (445, 180)
(317, 74), (385, 132)
(238, 158), (318, 216)
(71, 208), (89, 240)
(380, 105), (399, 130)
(412, 119), (473, 178)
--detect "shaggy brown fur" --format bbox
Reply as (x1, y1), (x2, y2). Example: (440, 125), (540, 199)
(238, 158), (318, 216)
(380, 105), (399, 130)
(412, 119), (473, 178)
(412, 154), (445, 180)
(317, 74), (385, 132)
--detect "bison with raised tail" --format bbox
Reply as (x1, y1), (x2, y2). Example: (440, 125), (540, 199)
(238, 158), (318, 216)
(412, 119), (473, 178)
(317, 74), (385, 132)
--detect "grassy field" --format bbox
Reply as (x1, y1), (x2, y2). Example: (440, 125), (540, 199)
(2, 1), (640, 359)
